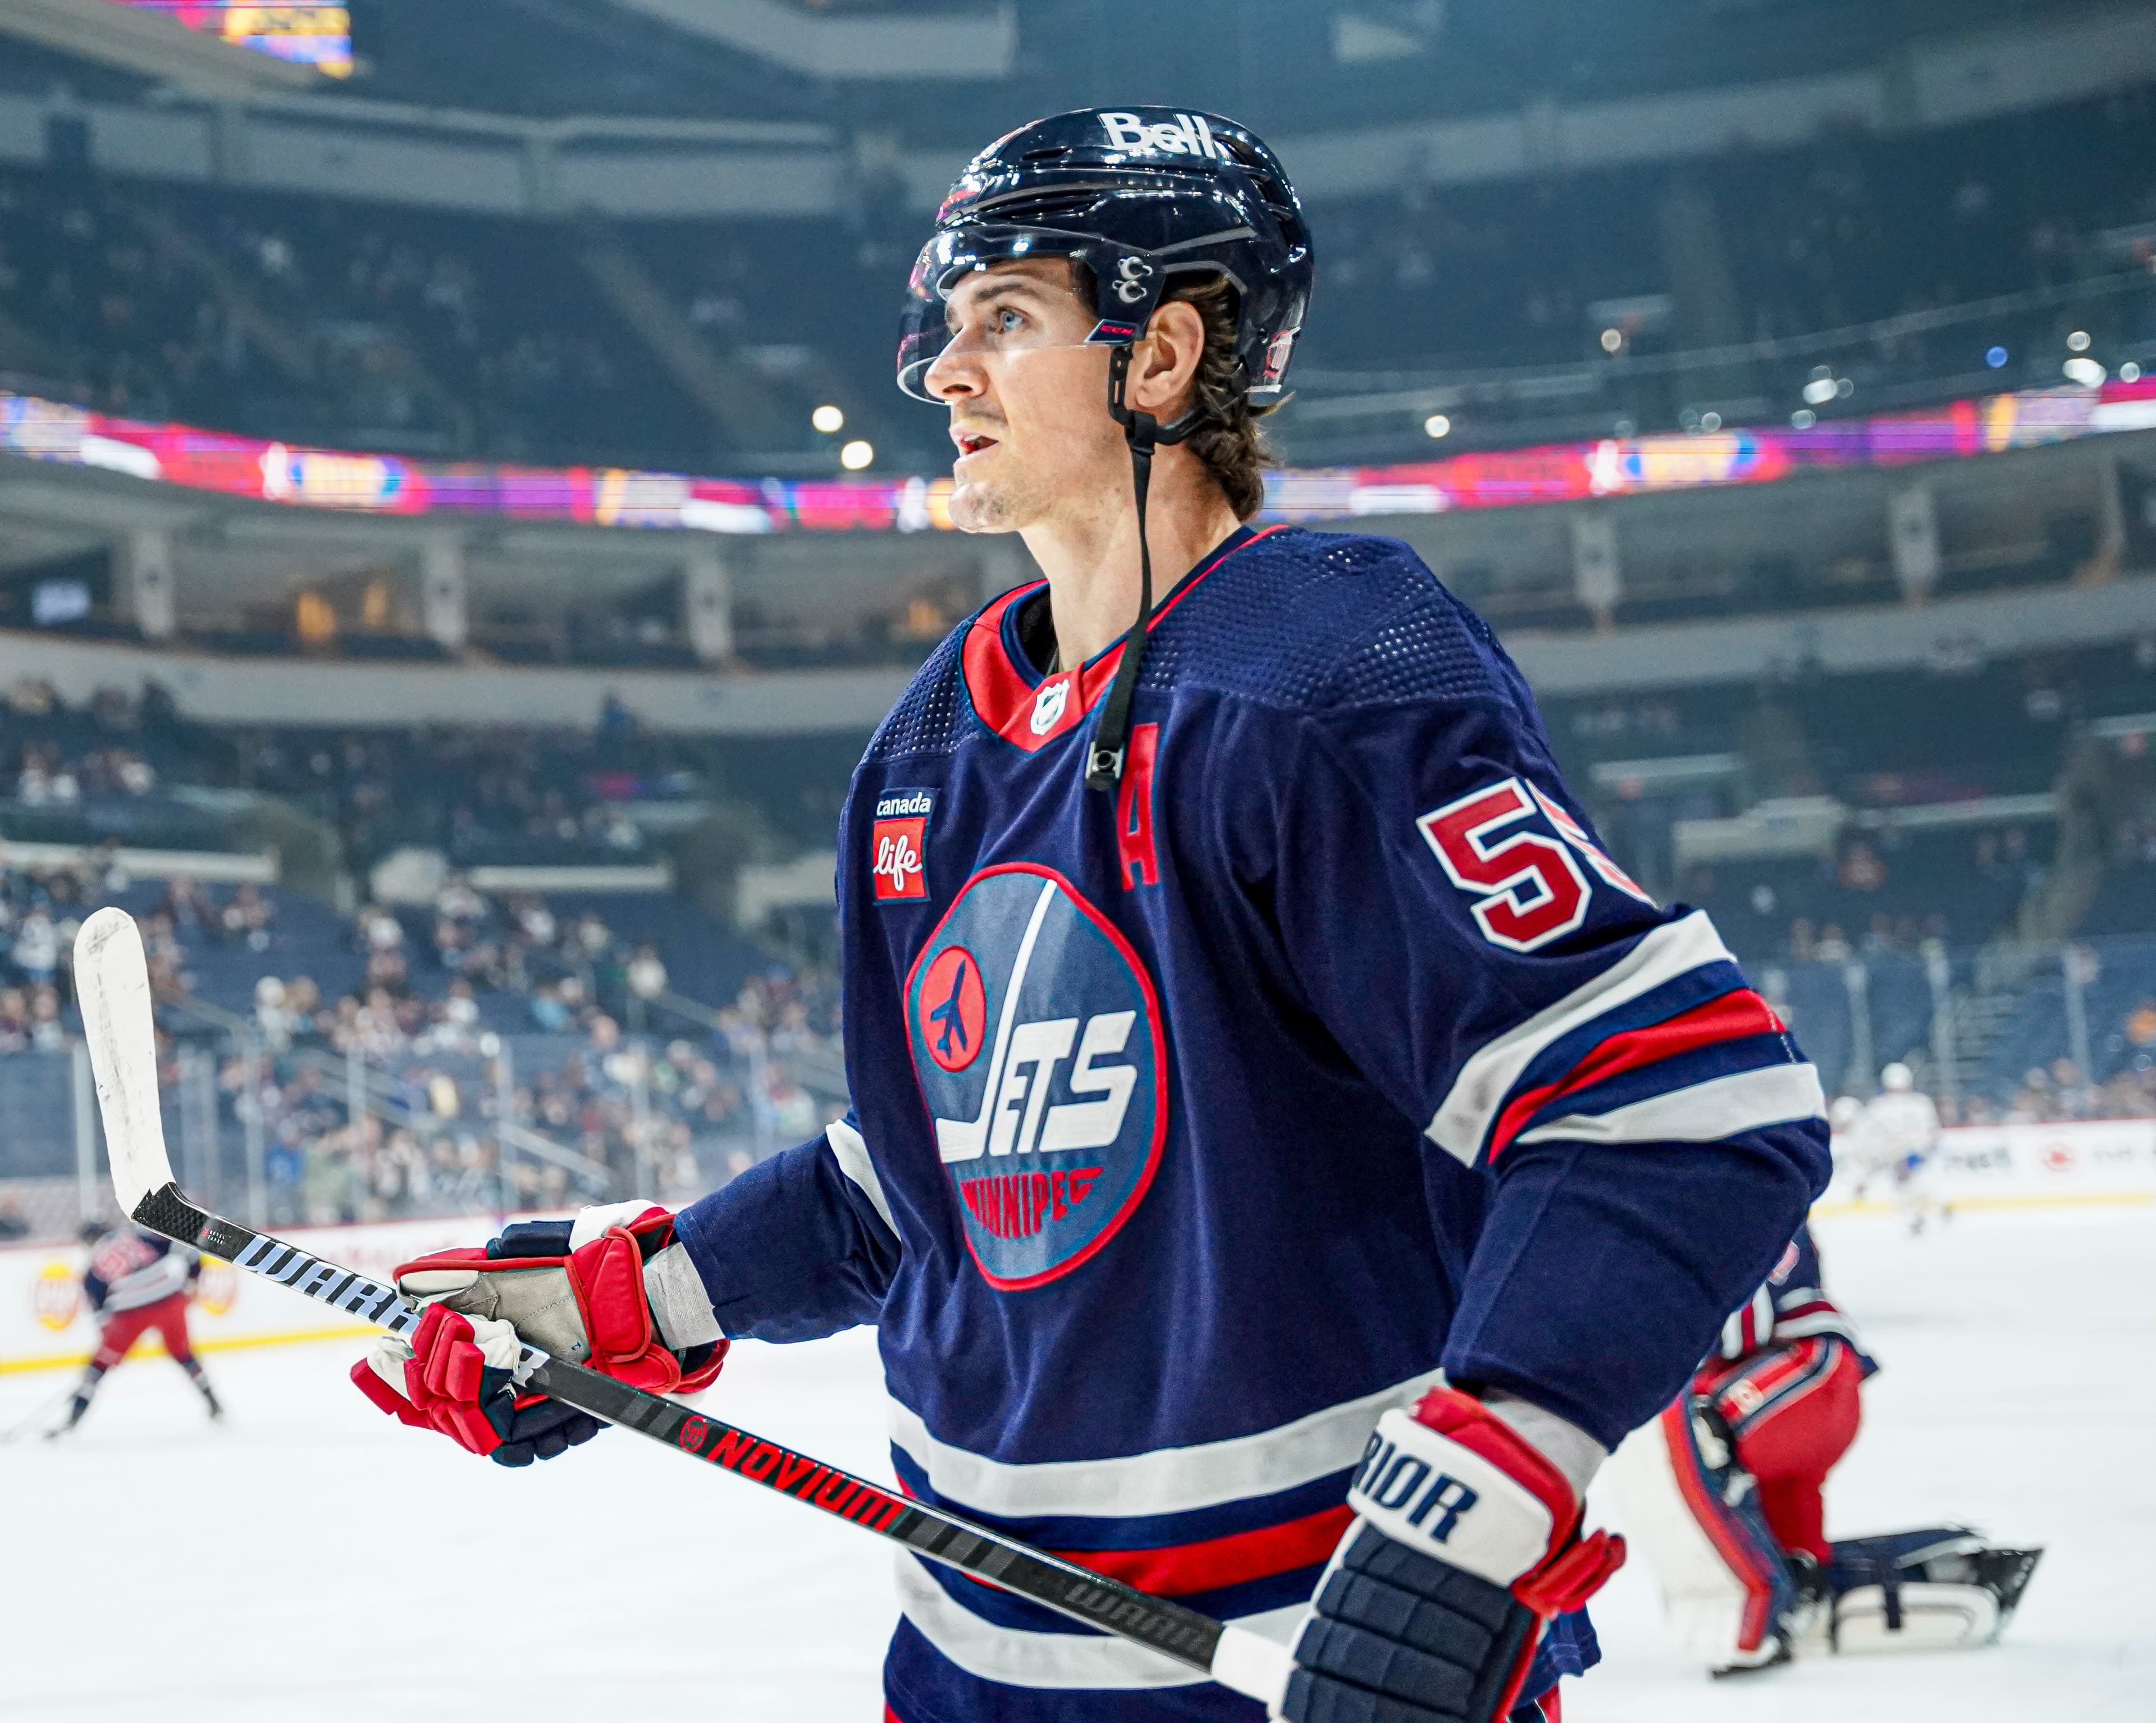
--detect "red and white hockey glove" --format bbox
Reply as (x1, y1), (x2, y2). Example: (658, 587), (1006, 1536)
(1283, 1387), (1625, 1723)
(351, 1201), (727, 1467)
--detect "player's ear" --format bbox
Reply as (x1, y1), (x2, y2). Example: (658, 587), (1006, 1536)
(1132, 298), (1206, 422)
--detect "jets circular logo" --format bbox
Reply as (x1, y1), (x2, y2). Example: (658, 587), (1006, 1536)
(906, 863), (1166, 1291)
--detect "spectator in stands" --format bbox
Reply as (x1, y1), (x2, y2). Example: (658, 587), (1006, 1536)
(1839, 841), (1889, 892)
(29, 986), (63, 1052)
(0, 1194), (28, 1240)
(2125, 997), (2156, 1052)
(160, 876), (213, 934)
(513, 895), (556, 949)
(354, 903), (404, 958)
(625, 943), (668, 1006)
(254, 976), (294, 1052)
(12, 904), (58, 986)
(219, 884), (275, 952)
(529, 980), (574, 1032)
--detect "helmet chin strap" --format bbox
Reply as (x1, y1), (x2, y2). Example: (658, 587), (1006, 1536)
(1086, 342), (1193, 793)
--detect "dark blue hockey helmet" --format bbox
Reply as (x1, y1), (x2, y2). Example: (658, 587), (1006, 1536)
(900, 107), (1312, 796)
(895, 106), (1312, 406)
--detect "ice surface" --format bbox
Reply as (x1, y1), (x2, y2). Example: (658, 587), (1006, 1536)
(1, 1208), (2148, 1722)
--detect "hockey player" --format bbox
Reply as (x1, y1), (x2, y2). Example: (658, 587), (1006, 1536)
(353, 108), (1830, 1723)
(1605, 1222), (2039, 1672)
(51, 1221), (222, 1434)
(1857, 1063), (1942, 1232)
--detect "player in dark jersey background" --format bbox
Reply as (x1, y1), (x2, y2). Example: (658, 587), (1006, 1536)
(354, 108), (1831, 1723)
(51, 1222), (222, 1436)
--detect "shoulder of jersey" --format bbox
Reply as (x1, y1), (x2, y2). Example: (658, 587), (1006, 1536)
(862, 615), (975, 769)
(1149, 527), (1520, 717)
(860, 528), (1519, 770)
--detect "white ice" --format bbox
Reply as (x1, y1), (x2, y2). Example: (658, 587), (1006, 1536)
(1, 1208), (2148, 1723)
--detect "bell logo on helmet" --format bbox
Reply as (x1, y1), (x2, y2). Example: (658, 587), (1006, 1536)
(1111, 255), (1155, 305)
(1098, 111), (1230, 162)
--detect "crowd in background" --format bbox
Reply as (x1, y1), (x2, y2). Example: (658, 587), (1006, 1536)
(7, 89), (2156, 476)
(0, 841), (847, 1232)
(1312, 88), (2156, 378)
(0, 677), (713, 871)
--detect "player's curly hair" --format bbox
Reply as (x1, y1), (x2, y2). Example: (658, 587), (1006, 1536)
(1159, 273), (1276, 521)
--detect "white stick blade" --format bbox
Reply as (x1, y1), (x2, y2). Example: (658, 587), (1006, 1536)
(73, 907), (173, 1217)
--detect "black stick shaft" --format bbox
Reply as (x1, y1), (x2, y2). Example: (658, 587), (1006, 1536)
(127, 1182), (1232, 1679)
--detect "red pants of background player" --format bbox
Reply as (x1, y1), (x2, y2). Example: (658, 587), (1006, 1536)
(1693, 1338), (1863, 1562)
(91, 1292), (196, 1372)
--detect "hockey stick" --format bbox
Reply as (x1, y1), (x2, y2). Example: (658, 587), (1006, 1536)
(72, 907), (1294, 1708)
(0, 1381), (76, 1443)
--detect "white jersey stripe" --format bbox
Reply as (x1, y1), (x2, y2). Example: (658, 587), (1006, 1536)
(1426, 911), (1738, 1166)
(1514, 1062), (1824, 1148)
(895, 1552), (1307, 1690)
(825, 1117), (896, 1235)
(888, 1367), (1445, 1521)
(1773, 1311), (1860, 1342)
(98, 1251), (189, 1312)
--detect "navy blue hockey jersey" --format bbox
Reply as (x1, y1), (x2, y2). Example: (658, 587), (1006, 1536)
(675, 525), (1830, 1723)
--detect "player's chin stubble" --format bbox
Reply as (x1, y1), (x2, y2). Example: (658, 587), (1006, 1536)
(949, 467), (1039, 534)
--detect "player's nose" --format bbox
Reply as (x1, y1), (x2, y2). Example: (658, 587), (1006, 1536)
(924, 336), (988, 403)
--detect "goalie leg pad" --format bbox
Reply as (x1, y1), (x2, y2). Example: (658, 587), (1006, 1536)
(1602, 1400), (1794, 1672)
(1694, 1339), (1863, 1563)
(1832, 1581), (1998, 1652)
(1829, 1530), (2043, 1654)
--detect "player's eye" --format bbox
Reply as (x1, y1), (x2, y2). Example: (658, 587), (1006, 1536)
(994, 307), (1025, 334)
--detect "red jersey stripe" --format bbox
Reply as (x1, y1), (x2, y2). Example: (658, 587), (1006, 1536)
(1487, 987), (1783, 1160)
(960, 524), (1290, 752)
(1046, 1501), (1354, 1598)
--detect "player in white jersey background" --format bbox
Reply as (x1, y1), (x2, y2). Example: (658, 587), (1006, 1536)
(1854, 1064), (1943, 1232)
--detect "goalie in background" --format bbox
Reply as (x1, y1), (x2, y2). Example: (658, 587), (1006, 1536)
(1604, 1221), (2039, 1674)
(49, 1222), (223, 1437)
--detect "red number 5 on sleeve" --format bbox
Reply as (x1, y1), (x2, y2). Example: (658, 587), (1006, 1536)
(1415, 777), (1592, 953)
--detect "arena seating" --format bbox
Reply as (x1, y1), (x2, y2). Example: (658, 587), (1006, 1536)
(5, 86), (2155, 471)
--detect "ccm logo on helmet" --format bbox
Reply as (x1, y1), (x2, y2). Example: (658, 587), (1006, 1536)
(1099, 111), (1231, 162)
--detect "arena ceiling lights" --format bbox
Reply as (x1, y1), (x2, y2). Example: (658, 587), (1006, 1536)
(3, 382), (2156, 534)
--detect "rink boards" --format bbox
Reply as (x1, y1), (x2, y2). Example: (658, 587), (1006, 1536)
(1818, 1117), (2156, 1214)
(0, 1213), (511, 1373)
(2, 1118), (2152, 1369)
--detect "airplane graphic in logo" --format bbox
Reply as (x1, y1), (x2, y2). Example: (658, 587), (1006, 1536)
(928, 954), (974, 1062)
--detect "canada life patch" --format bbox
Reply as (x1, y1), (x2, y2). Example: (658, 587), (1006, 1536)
(906, 863), (1166, 1290)
(872, 788), (934, 902)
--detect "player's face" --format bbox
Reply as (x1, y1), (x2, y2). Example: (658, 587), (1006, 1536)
(922, 260), (1125, 534)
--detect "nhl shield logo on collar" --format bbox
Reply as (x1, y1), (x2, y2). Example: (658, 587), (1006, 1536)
(1029, 677), (1072, 735)
(872, 788), (934, 903)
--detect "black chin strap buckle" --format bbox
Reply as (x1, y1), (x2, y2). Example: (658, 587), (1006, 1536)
(1107, 344), (1160, 455)
(1086, 343), (1192, 796)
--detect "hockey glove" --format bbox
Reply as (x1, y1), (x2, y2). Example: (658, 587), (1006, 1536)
(351, 1200), (727, 1466)
(1283, 1387), (1625, 1723)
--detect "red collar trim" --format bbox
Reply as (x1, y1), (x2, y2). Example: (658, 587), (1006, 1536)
(961, 524), (1288, 753)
